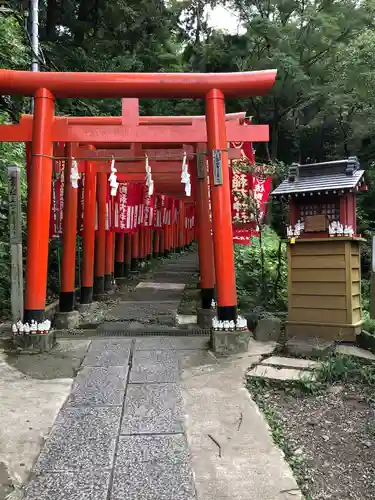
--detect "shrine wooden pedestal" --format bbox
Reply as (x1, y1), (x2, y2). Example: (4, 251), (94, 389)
(286, 237), (363, 342)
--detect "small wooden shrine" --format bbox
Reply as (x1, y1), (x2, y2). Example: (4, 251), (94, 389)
(272, 157), (367, 341)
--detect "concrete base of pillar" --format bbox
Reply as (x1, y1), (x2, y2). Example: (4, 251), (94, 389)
(115, 277), (128, 285)
(212, 329), (251, 356)
(94, 292), (107, 302)
(13, 330), (56, 353)
(54, 310), (80, 330)
(197, 308), (216, 329)
(76, 302), (99, 313)
(104, 274), (113, 291)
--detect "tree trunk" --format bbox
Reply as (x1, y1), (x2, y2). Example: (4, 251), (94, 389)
(74, 0), (92, 45)
(46, 0), (57, 40)
(271, 120), (279, 160)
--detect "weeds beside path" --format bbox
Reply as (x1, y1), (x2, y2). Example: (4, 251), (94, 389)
(248, 355), (375, 500)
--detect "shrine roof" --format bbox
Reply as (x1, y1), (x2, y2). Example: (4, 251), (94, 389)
(271, 157), (366, 197)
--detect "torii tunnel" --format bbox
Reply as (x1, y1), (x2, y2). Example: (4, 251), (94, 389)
(0, 69), (277, 325)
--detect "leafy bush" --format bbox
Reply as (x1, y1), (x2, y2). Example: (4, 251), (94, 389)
(234, 227), (287, 312)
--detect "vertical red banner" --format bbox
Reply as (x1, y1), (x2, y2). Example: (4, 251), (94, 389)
(49, 159), (65, 239)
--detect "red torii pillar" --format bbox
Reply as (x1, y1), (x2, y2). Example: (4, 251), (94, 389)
(194, 149), (215, 312)
(94, 171), (106, 298)
(124, 233), (132, 276)
(57, 142), (80, 327)
(81, 145), (97, 306)
(115, 234), (125, 278)
(206, 89), (237, 324)
(131, 230), (139, 271)
(24, 89), (54, 323)
(105, 230), (114, 290)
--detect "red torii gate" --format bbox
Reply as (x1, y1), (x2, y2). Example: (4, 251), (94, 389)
(0, 69), (277, 335)
(45, 104), (254, 313)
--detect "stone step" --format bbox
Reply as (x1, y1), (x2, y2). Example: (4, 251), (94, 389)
(248, 364), (316, 382)
(135, 282), (186, 291)
(336, 344), (375, 362)
(260, 356), (320, 370)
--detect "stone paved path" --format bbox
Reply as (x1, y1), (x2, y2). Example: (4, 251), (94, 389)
(24, 335), (208, 500)
(22, 252), (303, 500)
(106, 252), (198, 326)
(24, 252), (203, 500)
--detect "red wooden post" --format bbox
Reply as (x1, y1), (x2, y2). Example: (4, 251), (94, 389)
(60, 142), (78, 312)
(124, 233), (131, 276)
(115, 233), (125, 278)
(206, 89), (237, 322)
(164, 223), (169, 257)
(139, 227), (145, 263)
(94, 171), (106, 297)
(24, 89), (55, 322)
(154, 230), (160, 257)
(81, 146), (97, 304)
(146, 228), (151, 260)
(131, 230), (139, 270)
(195, 154), (215, 309)
(105, 230), (114, 290)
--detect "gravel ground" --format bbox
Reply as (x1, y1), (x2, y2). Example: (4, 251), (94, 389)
(249, 380), (375, 500)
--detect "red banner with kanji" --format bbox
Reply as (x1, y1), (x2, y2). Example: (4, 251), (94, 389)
(233, 228), (252, 245)
(49, 160), (65, 239)
(78, 174), (84, 236)
(185, 204), (195, 229)
(252, 176), (272, 225)
(230, 170), (254, 225)
(141, 186), (155, 228)
(112, 182), (143, 233)
(154, 194), (166, 230)
(230, 169), (272, 244)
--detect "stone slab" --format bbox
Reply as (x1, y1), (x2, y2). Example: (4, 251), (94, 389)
(121, 383), (184, 434)
(176, 314), (197, 326)
(151, 276), (190, 284)
(23, 470), (110, 500)
(181, 354), (303, 500)
(135, 336), (208, 351)
(34, 407), (121, 471)
(82, 339), (131, 366)
(261, 356), (320, 370)
(248, 364), (313, 381)
(130, 350), (180, 383)
(357, 330), (375, 354)
(66, 366), (128, 407)
(131, 288), (185, 302)
(111, 435), (196, 500)
(107, 301), (179, 321)
(247, 338), (277, 357)
(336, 344), (375, 361)
(136, 281), (186, 290)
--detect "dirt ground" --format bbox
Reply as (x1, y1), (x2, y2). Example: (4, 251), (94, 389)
(249, 380), (375, 500)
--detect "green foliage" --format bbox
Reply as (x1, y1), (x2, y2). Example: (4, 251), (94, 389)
(0, 0), (375, 319)
(234, 227), (287, 311)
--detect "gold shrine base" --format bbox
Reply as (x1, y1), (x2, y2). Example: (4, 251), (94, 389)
(285, 237), (363, 342)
